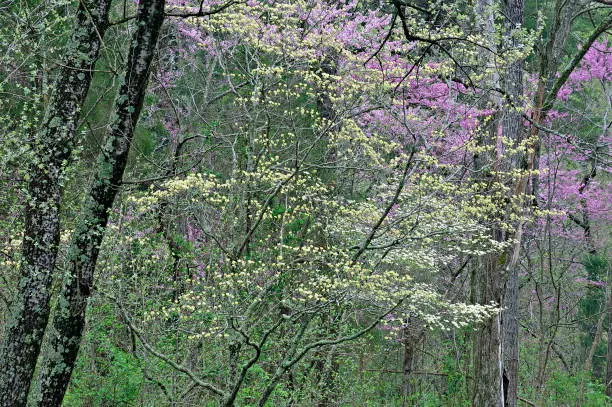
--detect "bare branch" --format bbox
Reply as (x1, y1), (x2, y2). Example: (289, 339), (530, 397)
(114, 301), (227, 398)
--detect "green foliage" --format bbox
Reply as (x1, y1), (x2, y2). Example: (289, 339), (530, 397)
(578, 254), (610, 375)
(64, 304), (143, 407)
(0, 1), (610, 406)
(535, 371), (609, 407)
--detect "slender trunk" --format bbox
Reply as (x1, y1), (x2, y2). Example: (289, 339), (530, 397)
(402, 336), (416, 407)
(317, 344), (340, 407)
(33, 2), (166, 405)
(531, 0), (577, 202)
(155, 22), (187, 301)
(228, 340), (242, 387)
(584, 307), (606, 373)
(0, 3), (112, 405)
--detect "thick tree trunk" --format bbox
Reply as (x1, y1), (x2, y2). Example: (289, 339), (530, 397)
(472, 257), (505, 407)
(502, 264), (519, 407)
(606, 281), (612, 397)
(470, 2), (505, 406)
(32, 1), (166, 405)
(501, 2), (525, 406)
(0, 3), (112, 406)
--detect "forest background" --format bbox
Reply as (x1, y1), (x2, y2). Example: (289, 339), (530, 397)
(0, 0), (611, 406)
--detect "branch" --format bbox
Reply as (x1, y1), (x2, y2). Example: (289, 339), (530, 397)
(223, 318), (284, 406)
(165, 0), (236, 18)
(110, 0), (237, 25)
(392, 0), (487, 89)
(282, 299), (405, 370)
(351, 150), (415, 263)
(519, 397), (537, 406)
(234, 120), (335, 258)
(364, 11), (397, 66)
(542, 13), (612, 115)
(121, 139), (216, 185)
(113, 300), (227, 398)
(363, 369), (455, 377)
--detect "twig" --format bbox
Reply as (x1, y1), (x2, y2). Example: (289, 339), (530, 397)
(109, 295), (227, 398)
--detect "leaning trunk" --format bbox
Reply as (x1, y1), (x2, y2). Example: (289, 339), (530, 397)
(0, 3), (112, 406)
(585, 307), (606, 373)
(33, 1), (166, 405)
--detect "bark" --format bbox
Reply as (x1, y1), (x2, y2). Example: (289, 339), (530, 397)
(32, 1), (166, 405)
(606, 280), (612, 397)
(584, 306), (606, 373)
(0, 2), (112, 406)
(500, 2), (525, 406)
(400, 319), (424, 406)
(316, 344), (340, 407)
(470, 2), (504, 406)
(402, 335), (417, 407)
(503, 263), (519, 407)
(530, 0), (578, 202)
(472, 256), (505, 407)
(228, 341), (242, 387)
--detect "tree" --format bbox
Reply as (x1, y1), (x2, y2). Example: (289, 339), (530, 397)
(0, 2), (112, 405)
(32, 1), (166, 405)
(1, 1), (610, 405)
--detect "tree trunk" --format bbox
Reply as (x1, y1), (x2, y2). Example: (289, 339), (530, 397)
(606, 279), (612, 397)
(472, 257), (505, 407)
(503, 262), (519, 407)
(470, 1), (504, 406)
(402, 336), (416, 406)
(0, 2), (112, 406)
(317, 345), (340, 407)
(584, 306), (606, 373)
(501, 2), (525, 406)
(33, 1), (166, 405)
